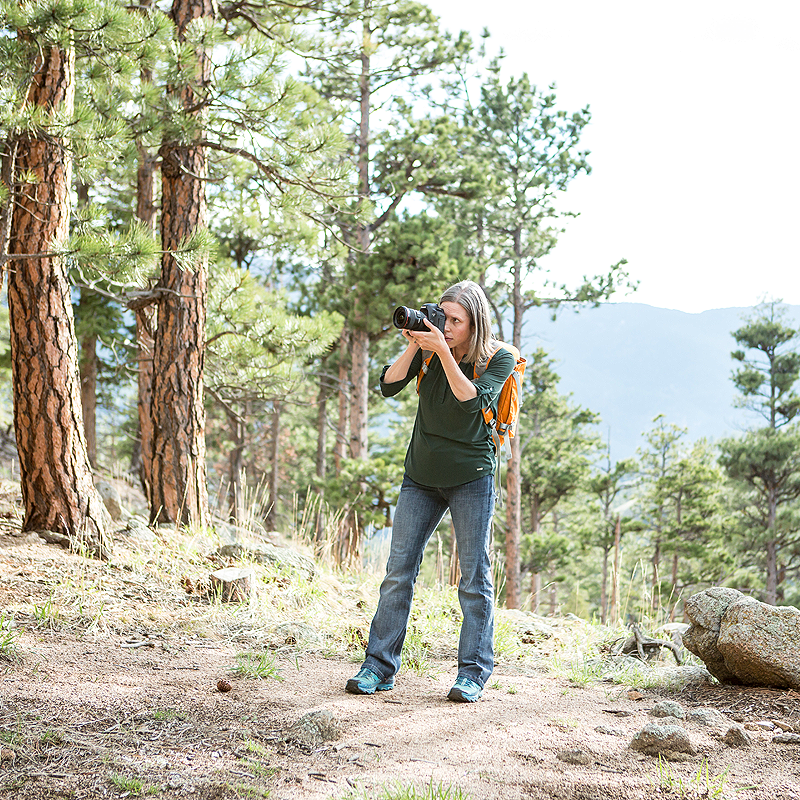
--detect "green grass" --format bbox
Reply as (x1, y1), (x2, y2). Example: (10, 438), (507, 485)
(108, 773), (158, 795)
(651, 757), (738, 799)
(0, 611), (19, 661)
(348, 780), (470, 800)
(231, 652), (284, 681)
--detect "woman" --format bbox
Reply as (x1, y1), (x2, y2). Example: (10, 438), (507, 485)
(346, 280), (514, 702)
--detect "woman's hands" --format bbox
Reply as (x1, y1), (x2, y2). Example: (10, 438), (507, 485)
(402, 320), (448, 356)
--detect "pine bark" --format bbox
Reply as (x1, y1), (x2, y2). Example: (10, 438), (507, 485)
(6, 43), (110, 558)
(149, 0), (212, 526)
(79, 333), (98, 468)
(504, 233), (525, 608)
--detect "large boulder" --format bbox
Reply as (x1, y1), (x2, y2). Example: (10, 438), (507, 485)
(683, 588), (800, 689)
(716, 596), (800, 690)
(682, 587), (744, 683)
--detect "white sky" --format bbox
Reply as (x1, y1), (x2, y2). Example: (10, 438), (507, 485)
(425, 0), (800, 313)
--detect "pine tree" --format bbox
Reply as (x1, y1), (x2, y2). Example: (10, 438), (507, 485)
(447, 63), (632, 607)
(719, 302), (800, 604)
(0, 0), (159, 557)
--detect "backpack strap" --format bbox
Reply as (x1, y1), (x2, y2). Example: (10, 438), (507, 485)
(416, 350), (435, 394)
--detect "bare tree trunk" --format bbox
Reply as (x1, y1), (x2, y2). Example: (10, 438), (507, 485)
(227, 411), (245, 523)
(79, 334), (98, 469)
(765, 540), (778, 605)
(134, 305), (155, 496)
(610, 515), (621, 626)
(504, 229), (525, 608)
(149, 0), (212, 527)
(315, 373), (330, 544)
(764, 488), (779, 605)
(131, 0), (158, 497)
(349, 327), (369, 461)
(265, 402), (281, 531)
(7, 43), (110, 558)
(334, 331), (349, 473)
(600, 546), (610, 625)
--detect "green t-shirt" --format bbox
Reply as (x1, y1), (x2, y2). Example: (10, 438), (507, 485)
(380, 346), (515, 487)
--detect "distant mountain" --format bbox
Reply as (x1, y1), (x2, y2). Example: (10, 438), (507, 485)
(518, 303), (800, 461)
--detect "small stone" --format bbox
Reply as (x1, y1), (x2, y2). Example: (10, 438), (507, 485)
(595, 725), (625, 736)
(629, 723), (696, 757)
(688, 708), (728, 727)
(556, 749), (593, 765)
(649, 701), (686, 720)
(0, 748), (16, 763)
(773, 733), (800, 745)
(772, 720), (795, 732)
(722, 725), (752, 747)
(285, 710), (340, 747)
(217, 679), (232, 693)
(627, 689), (644, 701)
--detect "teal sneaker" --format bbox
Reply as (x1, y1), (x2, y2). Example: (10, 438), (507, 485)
(447, 676), (483, 703)
(345, 668), (394, 695)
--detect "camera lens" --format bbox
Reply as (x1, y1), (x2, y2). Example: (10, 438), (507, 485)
(393, 307), (410, 328)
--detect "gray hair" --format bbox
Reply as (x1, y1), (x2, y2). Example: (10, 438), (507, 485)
(439, 280), (495, 365)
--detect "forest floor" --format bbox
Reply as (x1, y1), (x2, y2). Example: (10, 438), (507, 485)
(0, 479), (799, 800)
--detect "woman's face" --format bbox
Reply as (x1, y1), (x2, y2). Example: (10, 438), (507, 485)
(440, 301), (473, 355)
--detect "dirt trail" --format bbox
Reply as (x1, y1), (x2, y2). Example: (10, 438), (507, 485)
(1, 523), (800, 798)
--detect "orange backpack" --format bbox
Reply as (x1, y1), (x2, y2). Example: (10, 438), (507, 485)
(417, 341), (526, 460)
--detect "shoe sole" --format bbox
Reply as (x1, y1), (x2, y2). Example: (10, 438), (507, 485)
(346, 680), (394, 695)
(447, 688), (482, 703)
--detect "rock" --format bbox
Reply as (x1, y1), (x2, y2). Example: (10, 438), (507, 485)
(683, 587), (744, 683)
(556, 749), (593, 765)
(96, 480), (123, 521)
(629, 723), (696, 758)
(688, 708), (729, 728)
(595, 725), (626, 736)
(649, 701), (686, 720)
(722, 724), (752, 747)
(209, 567), (254, 602)
(716, 596), (800, 690)
(773, 733), (800, 744)
(216, 541), (315, 581)
(285, 710), (339, 747)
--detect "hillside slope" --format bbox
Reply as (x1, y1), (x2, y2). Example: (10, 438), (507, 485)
(520, 303), (800, 459)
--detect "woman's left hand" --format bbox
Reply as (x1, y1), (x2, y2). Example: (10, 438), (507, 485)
(406, 319), (448, 354)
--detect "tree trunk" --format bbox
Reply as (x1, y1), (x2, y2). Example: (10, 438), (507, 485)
(610, 515), (621, 626)
(505, 435), (522, 608)
(79, 333), (98, 469)
(265, 402), (281, 531)
(132, 0), (158, 497)
(134, 305), (155, 496)
(504, 229), (525, 608)
(6, 43), (110, 558)
(349, 327), (369, 461)
(600, 545), (610, 625)
(315, 373), (329, 545)
(765, 539), (778, 605)
(227, 410), (245, 524)
(651, 537), (661, 612)
(334, 331), (349, 473)
(149, 0), (212, 527)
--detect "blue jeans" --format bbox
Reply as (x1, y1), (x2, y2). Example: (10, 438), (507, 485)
(362, 474), (496, 688)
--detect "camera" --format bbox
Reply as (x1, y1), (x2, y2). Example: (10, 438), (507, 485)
(392, 303), (446, 333)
